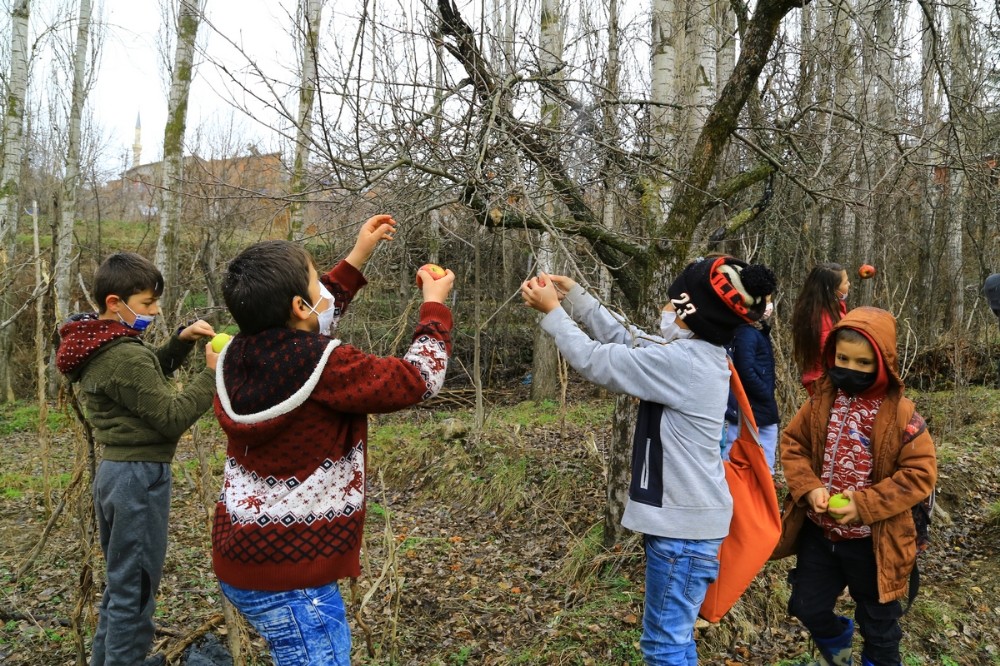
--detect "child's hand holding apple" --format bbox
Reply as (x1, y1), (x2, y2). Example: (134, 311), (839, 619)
(416, 264), (455, 303)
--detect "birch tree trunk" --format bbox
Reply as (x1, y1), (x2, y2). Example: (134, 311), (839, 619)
(289, 0), (324, 241)
(530, 0), (564, 402)
(598, 0), (620, 304)
(0, 0), (32, 402)
(689, 0), (717, 140)
(599, 0), (629, 547)
(827, 3), (863, 254)
(650, 0), (679, 149)
(715, 0), (735, 93)
(650, 0), (681, 220)
(945, 0), (971, 329)
(156, 0), (205, 321)
(851, 0), (878, 274)
(919, 0), (943, 338)
(857, 0), (897, 304)
(57, 0), (93, 325)
(815, 0), (837, 250)
(428, 2), (444, 268)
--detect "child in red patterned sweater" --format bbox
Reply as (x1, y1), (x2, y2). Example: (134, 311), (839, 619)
(772, 307), (936, 666)
(211, 215), (454, 666)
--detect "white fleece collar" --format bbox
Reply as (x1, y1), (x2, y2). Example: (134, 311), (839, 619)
(215, 338), (341, 424)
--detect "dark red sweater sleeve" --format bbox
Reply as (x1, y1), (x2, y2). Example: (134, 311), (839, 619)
(311, 301), (453, 414)
(321, 260), (367, 315)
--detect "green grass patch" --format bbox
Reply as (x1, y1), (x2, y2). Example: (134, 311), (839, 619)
(447, 645), (475, 665)
(0, 404), (68, 435)
(988, 500), (1000, 527)
(488, 398), (614, 430)
(0, 471), (72, 497)
(368, 501), (388, 520)
(178, 450), (226, 475)
(495, 400), (561, 427)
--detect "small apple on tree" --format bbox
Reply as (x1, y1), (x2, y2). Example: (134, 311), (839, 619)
(858, 264), (876, 280)
(416, 263), (447, 287)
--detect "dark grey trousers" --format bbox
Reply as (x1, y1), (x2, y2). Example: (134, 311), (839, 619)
(90, 460), (171, 666)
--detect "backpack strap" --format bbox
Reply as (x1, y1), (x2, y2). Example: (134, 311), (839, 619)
(728, 358), (759, 439)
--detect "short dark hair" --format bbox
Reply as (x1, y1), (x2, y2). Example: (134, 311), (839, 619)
(222, 240), (314, 334)
(93, 252), (164, 313)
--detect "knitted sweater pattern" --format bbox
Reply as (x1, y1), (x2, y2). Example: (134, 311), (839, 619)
(212, 262), (453, 591)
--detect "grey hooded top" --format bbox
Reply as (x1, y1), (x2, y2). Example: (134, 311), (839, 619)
(540, 286), (733, 540)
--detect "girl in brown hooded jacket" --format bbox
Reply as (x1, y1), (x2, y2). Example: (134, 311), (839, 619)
(771, 306), (936, 666)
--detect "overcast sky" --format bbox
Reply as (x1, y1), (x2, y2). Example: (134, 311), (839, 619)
(14, 0), (647, 175)
(91, 0), (299, 171)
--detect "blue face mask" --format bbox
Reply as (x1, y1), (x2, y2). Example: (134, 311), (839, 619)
(119, 302), (156, 332)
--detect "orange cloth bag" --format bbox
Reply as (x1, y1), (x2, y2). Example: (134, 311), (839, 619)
(699, 360), (781, 622)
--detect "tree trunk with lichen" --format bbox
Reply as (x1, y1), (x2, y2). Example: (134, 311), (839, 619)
(156, 0), (204, 322)
(288, 0), (324, 241)
(434, 0), (810, 546)
(0, 0), (32, 402)
(57, 0), (92, 324)
(529, 0), (564, 402)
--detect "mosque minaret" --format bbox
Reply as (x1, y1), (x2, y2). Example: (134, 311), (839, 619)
(132, 113), (142, 168)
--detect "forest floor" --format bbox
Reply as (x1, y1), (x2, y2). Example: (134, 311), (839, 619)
(1, 383), (999, 665)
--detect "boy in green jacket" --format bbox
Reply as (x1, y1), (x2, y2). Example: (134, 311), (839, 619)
(57, 252), (219, 666)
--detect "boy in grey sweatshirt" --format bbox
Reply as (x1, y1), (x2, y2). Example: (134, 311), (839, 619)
(521, 257), (775, 665)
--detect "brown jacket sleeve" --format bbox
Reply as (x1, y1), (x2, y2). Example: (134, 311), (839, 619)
(780, 397), (826, 505)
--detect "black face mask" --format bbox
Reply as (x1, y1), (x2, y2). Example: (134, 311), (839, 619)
(828, 366), (877, 395)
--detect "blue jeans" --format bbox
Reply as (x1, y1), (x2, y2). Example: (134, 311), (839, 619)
(722, 421), (778, 474)
(219, 581), (351, 666)
(641, 535), (723, 666)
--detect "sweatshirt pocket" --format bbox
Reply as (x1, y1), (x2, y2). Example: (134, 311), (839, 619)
(629, 401), (664, 507)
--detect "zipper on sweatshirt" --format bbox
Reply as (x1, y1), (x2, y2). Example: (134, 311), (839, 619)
(640, 439), (651, 490)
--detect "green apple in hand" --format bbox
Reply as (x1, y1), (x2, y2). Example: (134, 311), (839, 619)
(828, 493), (850, 509)
(210, 333), (232, 353)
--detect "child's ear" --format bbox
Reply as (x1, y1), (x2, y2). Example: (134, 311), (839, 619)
(105, 294), (121, 314)
(289, 295), (311, 323)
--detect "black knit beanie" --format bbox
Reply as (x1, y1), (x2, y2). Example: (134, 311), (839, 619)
(667, 256), (777, 345)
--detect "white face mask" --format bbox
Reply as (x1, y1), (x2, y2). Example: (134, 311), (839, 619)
(660, 310), (694, 341)
(762, 302), (774, 320)
(305, 284), (337, 336)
